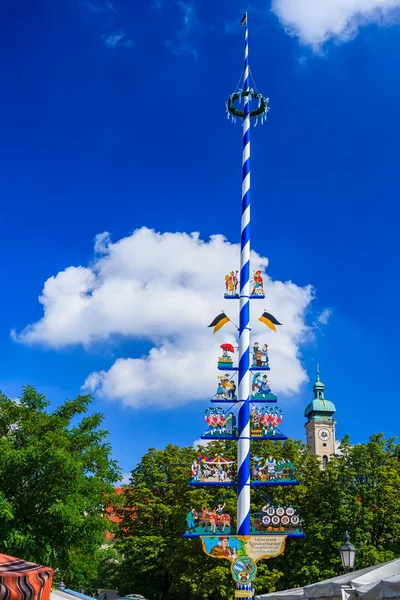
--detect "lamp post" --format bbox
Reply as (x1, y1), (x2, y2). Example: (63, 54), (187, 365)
(59, 578), (66, 591)
(339, 531), (357, 573)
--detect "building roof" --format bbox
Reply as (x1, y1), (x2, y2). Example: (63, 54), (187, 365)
(304, 398), (337, 417)
(305, 365), (336, 419)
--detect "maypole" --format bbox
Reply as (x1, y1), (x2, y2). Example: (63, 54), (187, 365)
(237, 11), (251, 537)
(184, 13), (304, 600)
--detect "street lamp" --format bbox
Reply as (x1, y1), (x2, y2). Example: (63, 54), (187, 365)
(59, 579), (66, 591)
(339, 531), (357, 573)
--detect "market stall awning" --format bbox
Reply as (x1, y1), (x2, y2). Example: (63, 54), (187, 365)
(257, 558), (400, 600)
(0, 553), (53, 600)
(256, 586), (305, 600)
(304, 558), (400, 599)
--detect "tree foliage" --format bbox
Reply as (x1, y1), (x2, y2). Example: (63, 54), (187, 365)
(0, 386), (121, 590)
(115, 434), (400, 600)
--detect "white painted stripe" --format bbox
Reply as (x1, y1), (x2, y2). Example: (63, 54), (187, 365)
(242, 422), (250, 438)
(238, 442), (249, 467)
(242, 173), (250, 196)
(238, 490), (250, 525)
(242, 144), (250, 164)
(241, 250), (250, 270)
(239, 274), (250, 291)
(241, 258), (250, 279)
(237, 19), (251, 537)
(241, 205), (250, 223)
(238, 337), (250, 351)
(241, 205), (250, 228)
(241, 239), (250, 254)
(238, 373), (249, 387)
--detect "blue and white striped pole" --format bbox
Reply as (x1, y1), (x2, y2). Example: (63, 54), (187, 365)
(237, 12), (251, 536)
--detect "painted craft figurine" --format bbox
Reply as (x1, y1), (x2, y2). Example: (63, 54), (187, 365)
(185, 504), (233, 535)
(212, 374), (237, 401)
(251, 456), (296, 484)
(251, 373), (275, 400)
(252, 342), (269, 368)
(224, 270), (265, 299)
(191, 455), (235, 485)
(250, 406), (283, 437)
(218, 343), (235, 369)
(251, 504), (303, 536)
(251, 270), (264, 296)
(204, 408), (237, 438)
(224, 271), (239, 298)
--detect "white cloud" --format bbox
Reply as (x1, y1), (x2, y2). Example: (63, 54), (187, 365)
(164, 0), (199, 59)
(335, 439), (344, 455)
(193, 438), (210, 448)
(318, 308), (332, 326)
(103, 31), (133, 48)
(81, 0), (117, 15)
(15, 227), (314, 409)
(271, 0), (400, 47)
(118, 472), (131, 485)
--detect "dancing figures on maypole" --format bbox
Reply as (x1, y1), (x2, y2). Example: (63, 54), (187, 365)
(237, 11), (251, 537)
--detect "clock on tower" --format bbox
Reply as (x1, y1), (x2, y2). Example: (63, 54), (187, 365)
(304, 365), (336, 469)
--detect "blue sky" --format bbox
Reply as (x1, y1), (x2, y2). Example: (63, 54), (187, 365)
(1, 0), (400, 477)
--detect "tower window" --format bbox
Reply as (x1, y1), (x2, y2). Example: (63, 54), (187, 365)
(322, 443), (327, 447)
(322, 455), (328, 469)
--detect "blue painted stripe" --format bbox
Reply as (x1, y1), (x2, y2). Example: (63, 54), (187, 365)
(241, 222), (250, 248)
(237, 509), (251, 535)
(242, 159), (250, 178)
(242, 189), (250, 211)
(238, 348), (250, 379)
(237, 456), (250, 483)
(239, 303), (249, 331)
(237, 18), (251, 538)
(240, 261), (250, 288)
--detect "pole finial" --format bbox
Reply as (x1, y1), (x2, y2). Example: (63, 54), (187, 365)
(316, 363), (320, 381)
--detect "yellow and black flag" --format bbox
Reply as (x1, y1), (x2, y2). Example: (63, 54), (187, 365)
(241, 13), (247, 27)
(208, 312), (231, 334)
(259, 310), (282, 332)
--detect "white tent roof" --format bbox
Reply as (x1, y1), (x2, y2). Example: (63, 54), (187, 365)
(256, 587), (305, 600)
(305, 559), (400, 598)
(257, 558), (400, 600)
(356, 573), (400, 599)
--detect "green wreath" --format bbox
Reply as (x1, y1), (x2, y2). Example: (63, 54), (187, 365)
(227, 89), (269, 119)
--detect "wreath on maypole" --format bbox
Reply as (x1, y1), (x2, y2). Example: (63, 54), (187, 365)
(226, 88), (270, 125)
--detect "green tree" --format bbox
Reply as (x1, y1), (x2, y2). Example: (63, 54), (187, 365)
(117, 434), (400, 599)
(270, 434), (400, 589)
(96, 545), (123, 591)
(0, 386), (121, 591)
(117, 442), (287, 600)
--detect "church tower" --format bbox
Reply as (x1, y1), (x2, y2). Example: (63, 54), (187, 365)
(304, 365), (336, 469)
